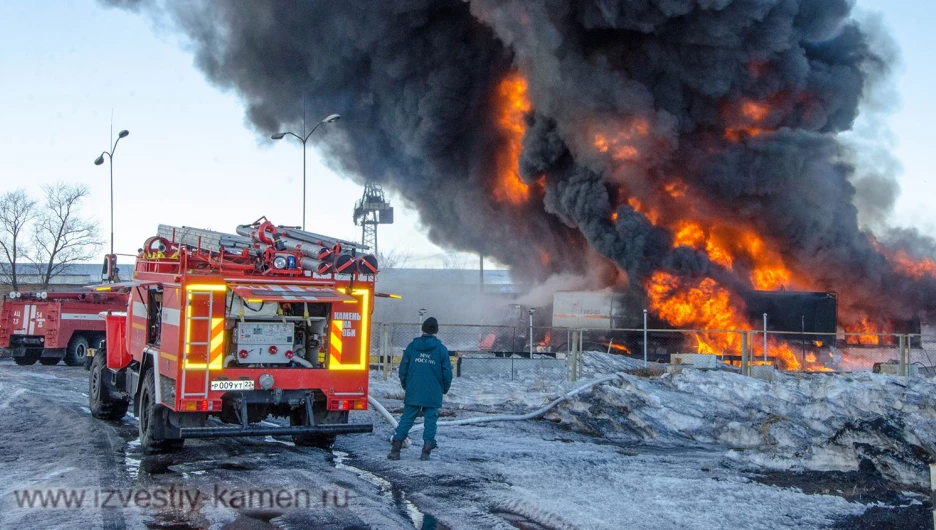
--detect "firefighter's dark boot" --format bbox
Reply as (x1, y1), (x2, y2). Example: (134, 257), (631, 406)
(387, 439), (403, 460)
(420, 442), (436, 461)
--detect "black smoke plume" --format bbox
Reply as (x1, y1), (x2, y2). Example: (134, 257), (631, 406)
(105, 0), (936, 326)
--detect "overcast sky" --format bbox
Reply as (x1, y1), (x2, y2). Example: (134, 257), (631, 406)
(0, 0), (933, 268)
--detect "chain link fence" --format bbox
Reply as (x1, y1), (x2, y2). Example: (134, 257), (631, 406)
(370, 322), (933, 382)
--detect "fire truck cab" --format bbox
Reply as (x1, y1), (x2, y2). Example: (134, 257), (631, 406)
(88, 219), (377, 453)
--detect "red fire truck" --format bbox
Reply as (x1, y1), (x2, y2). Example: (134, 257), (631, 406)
(0, 290), (126, 367)
(88, 218), (378, 453)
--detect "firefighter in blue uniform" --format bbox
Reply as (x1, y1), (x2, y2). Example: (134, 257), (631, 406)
(387, 317), (453, 461)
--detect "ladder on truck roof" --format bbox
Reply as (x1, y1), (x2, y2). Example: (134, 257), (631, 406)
(158, 225), (252, 254)
(158, 224), (369, 255)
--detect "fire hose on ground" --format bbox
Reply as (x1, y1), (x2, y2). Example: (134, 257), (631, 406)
(367, 373), (625, 445)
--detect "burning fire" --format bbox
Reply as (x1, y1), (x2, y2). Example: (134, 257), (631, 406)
(645, 272), (746, 354)
(724, 97), (777, 142)
(585, 97), (924, 373)
(741, 231), (793, 290)
(492, 73), (532, 204)
(664, 181), (687, 198)
(742, 100), (770, 122)
(844, 315), (893, 346)
(602, 342), (631, 354)
(539, 248), (551, 266)
(593, 118), (649, 162)
(627, 196), (659, 225)
(890, 249), (936, 280)
(538, 331), (552, 346)
(647, 271), (802, 369)
(672, 221), (733, 269)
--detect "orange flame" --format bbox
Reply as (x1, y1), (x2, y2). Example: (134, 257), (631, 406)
(646, 272), (747, 354)
(592, 119), (649, 162)
(602, 342), (631, 354)
(672, 221), (734, 269)
(725, 127), (767, 142)
(539, 248), (551, 266)
(724, 97), (775, 142)
(664, 181), (687, 198)
(890, 250), (936, 280)
(493, 73), (532, 204)
(844, 316), (893, 346)
(742, 100), (770, 122)
(538, 331), (552, 346)
(741, 231), (792, 289)
(647, 271), (802, 369)
(628, 197), (659, 225)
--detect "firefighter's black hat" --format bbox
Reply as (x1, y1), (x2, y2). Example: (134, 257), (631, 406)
(421, 317), (439, 335)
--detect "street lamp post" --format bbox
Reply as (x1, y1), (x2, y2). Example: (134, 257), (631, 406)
(94, 129), (129, 262)
(272, 114), (340, 230)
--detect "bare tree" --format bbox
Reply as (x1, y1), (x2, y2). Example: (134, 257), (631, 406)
(376, 247), (413, 270)
(441, 250), (471, 270)
(0, 189), (37, 290)
(30, 183), (102, 289)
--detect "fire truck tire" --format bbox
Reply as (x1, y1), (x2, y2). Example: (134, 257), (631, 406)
(64, 335), (90, 366)
(13, 347), (41, 366)
(39, 357), (60, 366)
(139, 369), (184, 454)
(89, 353), (129, 421)
(289, 405), (348, 448)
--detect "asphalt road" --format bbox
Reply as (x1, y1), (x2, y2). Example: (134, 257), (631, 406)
(1, 358), (929, 530)
(0, 358), (438, 530)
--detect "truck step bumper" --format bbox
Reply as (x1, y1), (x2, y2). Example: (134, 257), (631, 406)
(179, 423), (373, 439)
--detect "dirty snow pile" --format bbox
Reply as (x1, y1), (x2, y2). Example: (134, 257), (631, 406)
(547, 357), (936, 488)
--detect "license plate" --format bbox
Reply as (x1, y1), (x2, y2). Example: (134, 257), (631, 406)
(210, 380), (255, 391)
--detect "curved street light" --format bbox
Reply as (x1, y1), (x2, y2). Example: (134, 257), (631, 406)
(94, 129), (129, 260)
(272, 114), (340, 230)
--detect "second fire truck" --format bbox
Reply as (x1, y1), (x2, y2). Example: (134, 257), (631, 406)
(1, 290), (126, 367)
(89, 218), (378, 453)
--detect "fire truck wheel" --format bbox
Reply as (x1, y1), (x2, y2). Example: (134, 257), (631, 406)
(13, 347), (41, 366)
(289, 405), (348, 448)
(139, 369), (184, 454)
(64, 335), (90, 366)
(89, 353), (129, 421)
(39, 357), (60, 366)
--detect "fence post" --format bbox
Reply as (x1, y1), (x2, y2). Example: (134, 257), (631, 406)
(763, 313), (768, 365)
(930, 463), (936, 528)
(741, 331), (749, 376)
(381, 324), (390, 381)
(643, 309), (648, 367)
(578, 329), (585, 375)
(579, 329), (585, 377)
(898, 334), (906, 377)
(903, 334), (910, 377)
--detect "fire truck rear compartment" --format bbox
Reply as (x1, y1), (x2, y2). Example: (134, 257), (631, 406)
(223, 294), (329, 368)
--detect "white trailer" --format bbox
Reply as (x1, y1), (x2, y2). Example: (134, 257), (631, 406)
(551, 290), (628, 329)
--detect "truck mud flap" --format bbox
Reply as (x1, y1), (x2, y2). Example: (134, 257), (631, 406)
(179, 423), (373, 439)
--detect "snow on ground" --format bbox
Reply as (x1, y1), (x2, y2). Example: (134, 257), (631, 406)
(551, 353), (936, 488)
(357, 351), (935, 528)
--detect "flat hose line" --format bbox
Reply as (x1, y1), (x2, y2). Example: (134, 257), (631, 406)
(367, 373), (625, 435)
